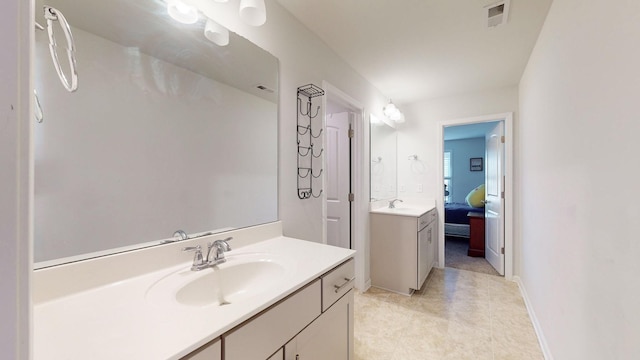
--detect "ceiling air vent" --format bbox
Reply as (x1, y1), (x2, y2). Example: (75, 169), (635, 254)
(486, 0), (510, 28)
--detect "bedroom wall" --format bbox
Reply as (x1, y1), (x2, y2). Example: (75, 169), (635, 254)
(444, 137), (485, 203)
(518, 0), (640, 358)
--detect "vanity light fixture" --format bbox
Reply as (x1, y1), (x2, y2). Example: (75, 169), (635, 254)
(167, 0), (199, 24)
(239, 0), (267, 26)
(383, 100), (405, 123)
(204, 19), (229, 46)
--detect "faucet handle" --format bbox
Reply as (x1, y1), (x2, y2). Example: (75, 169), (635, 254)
(217, 237), (233, 251)
(182, 245), (201, 252)
(182, 245), (205, 269)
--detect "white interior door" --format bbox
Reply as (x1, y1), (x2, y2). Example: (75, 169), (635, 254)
(485, 122), (505, 275)
(326, 112), (351, 249)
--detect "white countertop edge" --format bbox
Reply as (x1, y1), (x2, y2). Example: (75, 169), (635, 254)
(369, 205), (435, 217)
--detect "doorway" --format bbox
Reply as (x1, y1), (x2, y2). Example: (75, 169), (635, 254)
(322, 82), (367, 290)
(437, 113), (514, 279)
(443, 122), (501, 276)
(325, 111), (353, 249)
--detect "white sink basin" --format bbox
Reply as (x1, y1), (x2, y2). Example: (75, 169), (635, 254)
(146, 253), (292, 308)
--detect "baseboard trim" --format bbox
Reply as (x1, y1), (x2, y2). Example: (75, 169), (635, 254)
(513, 276), (553, 360)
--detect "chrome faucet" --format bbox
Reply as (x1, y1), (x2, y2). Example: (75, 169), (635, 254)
(388, 199), (403, 208)
(182, 237), (233, 271)
(206, 237), (233, 264)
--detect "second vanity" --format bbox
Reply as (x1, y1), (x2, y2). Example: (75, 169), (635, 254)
(370, 202), (438, 295)
(33, 222), (355, 359)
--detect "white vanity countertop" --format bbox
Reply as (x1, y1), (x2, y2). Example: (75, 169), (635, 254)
(33, 237), (355, 360)
(370, 203), (436, 217)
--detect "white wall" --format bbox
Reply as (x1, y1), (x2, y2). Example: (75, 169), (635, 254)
(0, 0), (31, 357)
(518, 0), (640, 358)
(196, 0), (390, 244)
(397, 86), (518, 204)
(444, 137), (485, 203)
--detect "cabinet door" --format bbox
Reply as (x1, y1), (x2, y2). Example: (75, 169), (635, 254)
(224, 280), (321, 360)
(284, 290), (354, 360)
(268, 348), (284, 360)
(181, 338), (221, 360)
(417, 226), (430, 288)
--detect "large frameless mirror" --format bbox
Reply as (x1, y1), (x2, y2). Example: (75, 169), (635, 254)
(34, 0), (279, 267)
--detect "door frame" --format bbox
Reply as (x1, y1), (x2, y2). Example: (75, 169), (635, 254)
(322, 81), (367, 291)
(436, 112), (514, 279)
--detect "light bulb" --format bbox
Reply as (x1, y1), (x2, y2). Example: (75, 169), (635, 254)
(167, 0), (199, 24)
(204, 19), (229, 46)
(239, 0), (267, 26)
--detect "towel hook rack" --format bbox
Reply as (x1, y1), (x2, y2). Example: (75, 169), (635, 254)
(296, 84), (325, 199)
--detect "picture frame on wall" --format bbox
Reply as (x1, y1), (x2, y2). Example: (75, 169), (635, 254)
(470, 157), (483, 171)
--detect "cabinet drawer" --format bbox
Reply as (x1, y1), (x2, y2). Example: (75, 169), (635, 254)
(418, 209), (437, 231)
(223, 280), (321, 360)
(321, 258), (355, 312)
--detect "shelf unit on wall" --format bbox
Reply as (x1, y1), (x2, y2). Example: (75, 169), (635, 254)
(296, 84), (325, 199)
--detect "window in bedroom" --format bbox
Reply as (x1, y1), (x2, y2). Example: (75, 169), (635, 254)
(444, 150), (452, 203)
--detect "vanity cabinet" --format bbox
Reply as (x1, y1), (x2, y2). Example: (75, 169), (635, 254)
(268, 348), (284, 359)
(223, 280), (322, 359)
(284, 289), (354, 360)
(185, 258), (355, 360)
(370, 208), (437, 295)
(181, 338), (221, 360)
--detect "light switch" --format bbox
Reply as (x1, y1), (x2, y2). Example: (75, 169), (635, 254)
(400, 184), (406, 192)
(417, 184), (423, 192)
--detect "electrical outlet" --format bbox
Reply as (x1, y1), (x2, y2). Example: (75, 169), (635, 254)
(417, 184), (423, 192)
(400, 184), (406, 192)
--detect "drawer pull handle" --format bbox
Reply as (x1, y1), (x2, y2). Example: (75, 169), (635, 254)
(333, 277), (355, 293)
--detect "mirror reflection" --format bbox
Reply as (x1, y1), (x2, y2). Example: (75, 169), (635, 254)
(370, 115), (397, 201)
(34, 0), (279, 267)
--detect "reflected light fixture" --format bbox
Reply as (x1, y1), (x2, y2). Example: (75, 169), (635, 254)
(204, 19), (229, 46)
(383, 100), (404, 123)
(239, 0), (267, 26)
(167, 0), (199, 24)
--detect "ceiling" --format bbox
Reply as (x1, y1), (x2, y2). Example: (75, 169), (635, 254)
(276, 0), (553, 104)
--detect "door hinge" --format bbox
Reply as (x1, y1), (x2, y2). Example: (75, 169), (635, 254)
(348, 193), (355, 202)
(348, 129), (354, 138)
(501, 191), (505, 199)
(501, 247), (505, 254)
(501, 135), (505, 143)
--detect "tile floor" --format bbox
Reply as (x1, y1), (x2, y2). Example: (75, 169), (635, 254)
(354, 268), (543, 359)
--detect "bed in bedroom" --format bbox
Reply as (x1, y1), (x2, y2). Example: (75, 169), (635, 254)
(444, 203), (484, 238)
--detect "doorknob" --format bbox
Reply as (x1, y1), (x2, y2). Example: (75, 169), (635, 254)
(481, 199), (490, 204)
